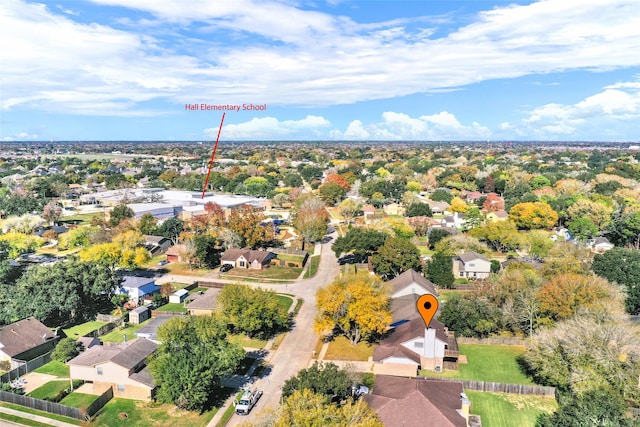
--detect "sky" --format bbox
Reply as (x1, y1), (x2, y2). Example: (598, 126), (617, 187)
(1, 0), (640, 142)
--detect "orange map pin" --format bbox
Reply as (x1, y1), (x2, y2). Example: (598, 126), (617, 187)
(416, 294), (439, 329)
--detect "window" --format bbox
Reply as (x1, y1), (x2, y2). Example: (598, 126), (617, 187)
(97, 367), (103, 375)
(239, 260), (245, 267)
(117, 385), (125, 392)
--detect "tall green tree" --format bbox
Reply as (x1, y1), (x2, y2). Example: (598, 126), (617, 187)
(536, 389), (635, 427)
(438, 294), (503, 337)
(593, 248), (640, 314)
(425, 252), (454, 288)
(108, 203), (134, 227)
(6, 260), (120, 327)
(371, 237), (421, 280)
(218, 285), (289, 339)
(332, 227), (388, 258)
(282, 362), (353, 401)
(149, 315), (244, 411)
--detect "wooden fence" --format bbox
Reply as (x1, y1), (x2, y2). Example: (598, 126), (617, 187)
(0, 352), (51, 384)
(420, 377), (555, 397)
(457, 337), (528, 346)
(0, 381), (113, 421)
(196, 281), (226, 289)
(90, 315), (126, 338)
(0, 389), (85, 420)
(85, 386), (114, 419)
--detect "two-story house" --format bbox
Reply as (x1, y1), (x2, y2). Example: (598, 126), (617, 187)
(67, 338), (157, 400)
(453, 252), (491, 279)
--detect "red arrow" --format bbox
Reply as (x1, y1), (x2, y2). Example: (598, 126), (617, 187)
(201, 112), (225, 199)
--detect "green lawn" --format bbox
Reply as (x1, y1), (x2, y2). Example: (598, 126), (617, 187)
(0, 402), (83, 427)
(323, 336), (374, 361)
(91, 395), (227, 427)
(421, 344), (533, 385)
(304, 255), (320, 278)
(275, 294), (294, 312)
(228, 334), (268, 349)
(33, 361), (69, 378)
(59, 392), (96, 409)
(155, 303), (188, 313)
(466, 391), (557, 427)
(28, 380), (69, 400)
(63, 321), (107, 338)
(224, 266), (302, 281)
(100, 318), (153, 343)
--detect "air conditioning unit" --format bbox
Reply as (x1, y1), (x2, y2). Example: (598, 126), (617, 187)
(435, 366), (442, 372)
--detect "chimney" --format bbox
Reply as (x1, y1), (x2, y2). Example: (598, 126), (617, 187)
(460, 392), (471, 426)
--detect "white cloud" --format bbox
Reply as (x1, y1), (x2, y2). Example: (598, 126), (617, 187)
(2, 131), (39, 141)
(333, 111), (490, 140)
(208, 115), (330, 139)
(516, 79), (640, 138)
(2, 0), (639, 117)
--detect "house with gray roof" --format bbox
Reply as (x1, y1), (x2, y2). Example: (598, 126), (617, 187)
(387, 269), (438, 299)
(453, 252), (491, 279)
(0, 317), (58, 368)
(67, 338), (157, 400)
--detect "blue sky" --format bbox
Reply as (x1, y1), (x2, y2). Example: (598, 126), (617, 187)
(1, 0), (639, 142)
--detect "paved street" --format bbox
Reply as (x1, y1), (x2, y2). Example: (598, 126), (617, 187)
(213, 231), (339, 426)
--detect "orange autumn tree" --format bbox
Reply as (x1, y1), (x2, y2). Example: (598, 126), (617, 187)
(537, 273), (623, 323)
(325, 173), (351, 191)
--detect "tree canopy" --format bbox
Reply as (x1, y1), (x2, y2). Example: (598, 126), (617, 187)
(282, 361), (353, 402)
(371, 237), (421, 280)
(4, 260), (120, 327)
(218, 284), (290, 339)
(332, 227), (388, 258)
(149, 315), (245, 411)
(592, 248), (640, 314)
(315, 274), (391, 345)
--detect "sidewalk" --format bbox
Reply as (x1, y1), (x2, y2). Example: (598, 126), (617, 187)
(0, 406), (79, 427)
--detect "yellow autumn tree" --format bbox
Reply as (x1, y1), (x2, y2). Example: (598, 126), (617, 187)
(449, 196), (469, 213)
(315, 274), (391, 345)
(509, 202), (558, 230)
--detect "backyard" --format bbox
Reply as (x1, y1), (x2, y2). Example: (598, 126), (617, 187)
(91, 393), (230, 427)
(63, 321), (107, 339)
(420, 344), (533, 385)
(466, 391), (557, 427)
(100, 318), (153, 343)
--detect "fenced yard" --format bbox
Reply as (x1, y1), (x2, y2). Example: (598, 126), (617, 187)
(421, 344), (533, 385)
(466, 390), (557, 427)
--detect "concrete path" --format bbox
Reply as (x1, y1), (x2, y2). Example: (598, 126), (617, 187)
(0, 406), (79, 427)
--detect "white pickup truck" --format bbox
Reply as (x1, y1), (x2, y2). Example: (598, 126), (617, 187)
(234, 387), (263, 415)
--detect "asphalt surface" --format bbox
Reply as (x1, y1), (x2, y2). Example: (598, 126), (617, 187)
(222, 231), (339, 426)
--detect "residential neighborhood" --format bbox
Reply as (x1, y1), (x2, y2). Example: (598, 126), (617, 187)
(0, 140), (639, 427)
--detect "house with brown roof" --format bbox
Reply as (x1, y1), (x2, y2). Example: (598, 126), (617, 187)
(363, 375), (471, 427)
(0, 317), (58, 368)
(67, 338), (158, 401)
(220, 248), (275, 270)
(453, 252), (491, 279)
(164, 244), (187, 263)
(373, 317), (459, 375)
(388, 269), (438, 299)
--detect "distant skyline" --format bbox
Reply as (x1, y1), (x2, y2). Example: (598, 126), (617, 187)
(1, 0), (639, 142)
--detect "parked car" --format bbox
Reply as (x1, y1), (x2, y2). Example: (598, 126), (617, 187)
(220, 264), (233, 272)
(352, 384), (370, 397)
(234, 387), (263, 415)
(157, 259), (168, 266)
